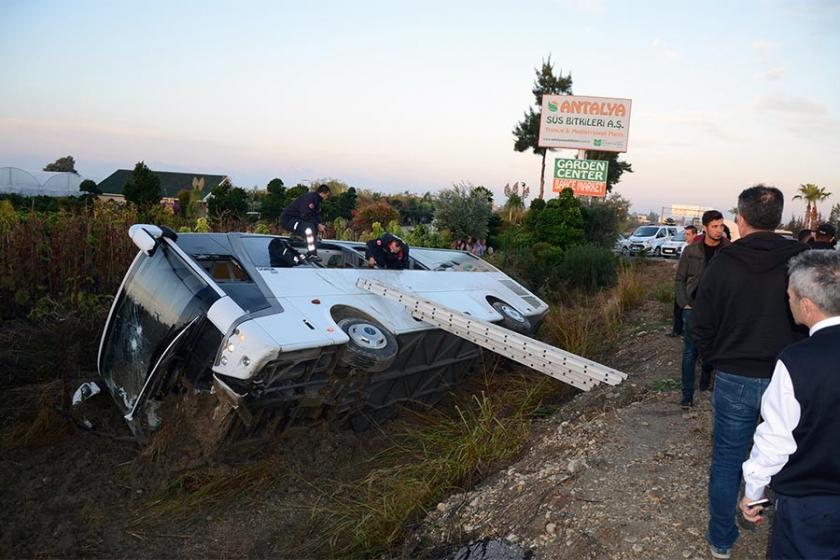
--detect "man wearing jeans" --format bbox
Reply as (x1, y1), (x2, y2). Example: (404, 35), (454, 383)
(675, 212), (727, 408)
(692, 185), (807, 559)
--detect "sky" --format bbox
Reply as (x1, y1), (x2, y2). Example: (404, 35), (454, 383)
(1, 0), (839, 218)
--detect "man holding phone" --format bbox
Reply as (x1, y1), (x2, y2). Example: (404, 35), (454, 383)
(739, 250), (840, 559)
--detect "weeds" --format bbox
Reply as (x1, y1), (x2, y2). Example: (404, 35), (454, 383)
(305, 379), (545, 558)
(137, 456), (284, 524)
(651, 281), (674, 304)
(541, 264), (647, 359)
(652, 378), (681, 392)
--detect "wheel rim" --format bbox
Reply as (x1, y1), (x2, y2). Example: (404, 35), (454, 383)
(500, 304), (526, 323)
(347, 323), (388, 349)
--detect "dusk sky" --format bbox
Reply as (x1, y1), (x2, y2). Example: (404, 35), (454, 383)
(2, 0), (839, 217)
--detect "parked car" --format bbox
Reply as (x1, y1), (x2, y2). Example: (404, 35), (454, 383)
(614, 233), (630, 254)
(626, 225), (679, 256)
(93, 225), (551, 441)
(660, 230), (689, 258)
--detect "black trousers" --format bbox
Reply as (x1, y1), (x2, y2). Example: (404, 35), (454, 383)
(672, 301), (684, 335)
(281, 217), (317, 253)
(769, 493), (840, 559)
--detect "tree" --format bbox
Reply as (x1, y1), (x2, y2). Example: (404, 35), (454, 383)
(793, 183), (832, 230)
(582, 195), (631, 249)
(829, 203), (840, 231)
(337, 187), (357, 220)
(513, 57), (573, 200)
(526, 188), (586, 248)
(123, 161), (162, 207)
(503, 182), (529, 222)
(389, 191), (434, 225)
(267, 177), (285, 193)
(352, 201), (400, 233)
(433, 183), (493, 240)
(43, 156), (77, 173)
(208, 182), (249, 219)
(322, 183), (358, 222)
(79, 179), (101, 196)
(260, 178), (288, 220)
(472, 186), (494, 205)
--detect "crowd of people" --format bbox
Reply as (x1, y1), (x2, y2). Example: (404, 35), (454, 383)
(452, 236), (493, 257)
(670, 186), (840, 559)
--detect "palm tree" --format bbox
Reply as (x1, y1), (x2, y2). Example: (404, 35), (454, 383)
(793, 183), (832, 230)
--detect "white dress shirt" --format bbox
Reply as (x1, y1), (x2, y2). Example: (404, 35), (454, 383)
(742, 315), (840, 500)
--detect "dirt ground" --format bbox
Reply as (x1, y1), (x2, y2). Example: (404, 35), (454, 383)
(409, 298), (771, 559)
(1, 260), (772, 559)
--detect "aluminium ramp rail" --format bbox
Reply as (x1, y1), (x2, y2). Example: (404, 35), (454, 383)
(356, 278), (627, 391)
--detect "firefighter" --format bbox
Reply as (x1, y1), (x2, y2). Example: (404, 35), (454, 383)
(280, 184), (331, 260)
(365, 233), (410, 270)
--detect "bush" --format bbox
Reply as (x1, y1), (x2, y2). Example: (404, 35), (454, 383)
(352, 201), (399, 233)
(525, 188), (585, 249)
(557, 244), (618, 292)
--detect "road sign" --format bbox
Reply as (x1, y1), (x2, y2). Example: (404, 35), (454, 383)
(552, 158), (609, 198)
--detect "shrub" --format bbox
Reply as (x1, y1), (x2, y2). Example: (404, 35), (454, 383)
(352, 201), (399, 233)
(557, 244), (618, 292)
(525, 188), (585, 249)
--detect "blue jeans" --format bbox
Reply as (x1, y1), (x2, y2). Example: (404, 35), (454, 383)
(707, 371), (771, 550)
(681, 308), (713, 403)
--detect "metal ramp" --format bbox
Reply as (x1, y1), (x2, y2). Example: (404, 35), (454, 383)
(356, 278), (627, 391)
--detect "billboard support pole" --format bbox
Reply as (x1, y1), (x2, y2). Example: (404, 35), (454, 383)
(539, 150), (546, 199)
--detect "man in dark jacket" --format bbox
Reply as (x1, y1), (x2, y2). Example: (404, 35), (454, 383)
(668, 225), (698, 338)
(808, 222), (836, 250)
(280, 184), (331, 259)
(365, 233), (410, 270)
(739, 250), (840, 558)
(674, 210), (729, 408)
(692, 185), (807, 559)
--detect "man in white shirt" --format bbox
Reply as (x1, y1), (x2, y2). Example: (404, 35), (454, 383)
(740, 250), (840, 559)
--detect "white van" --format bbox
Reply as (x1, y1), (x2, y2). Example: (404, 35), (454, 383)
(627, 225), (679, 256)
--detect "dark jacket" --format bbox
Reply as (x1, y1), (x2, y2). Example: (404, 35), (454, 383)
(365, 234), (410, 270)
(674, 237), (730, 308)
(691, 232), (808, 378)
(808, 240), (836, 250)
(280, 192), (323, 226)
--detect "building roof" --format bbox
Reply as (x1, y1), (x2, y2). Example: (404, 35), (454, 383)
(98, 169), (230, 198)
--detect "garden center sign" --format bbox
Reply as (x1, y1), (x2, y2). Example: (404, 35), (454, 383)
(553, 158), (609, 198)
(538, 95), (632, 152)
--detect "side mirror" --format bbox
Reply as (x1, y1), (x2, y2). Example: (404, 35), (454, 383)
(129, 224), (163, 256)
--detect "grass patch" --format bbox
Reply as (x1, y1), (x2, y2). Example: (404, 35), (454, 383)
(301, 372), (552, 558)
(0, 381), (75, 449)
(542, 265), (647, 359)
(135, 455), (284, 525)
(651, 378), (681, 392)
(650, 281), (674, 304)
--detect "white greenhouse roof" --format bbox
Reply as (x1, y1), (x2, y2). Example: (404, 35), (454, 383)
(0, 167), (85, 197)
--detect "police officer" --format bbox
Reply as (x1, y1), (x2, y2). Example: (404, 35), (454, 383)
(280, 184), (331, 260)
(365, 233), (410, 270)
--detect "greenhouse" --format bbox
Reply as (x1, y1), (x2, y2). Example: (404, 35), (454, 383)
(0, 166), (85, 197)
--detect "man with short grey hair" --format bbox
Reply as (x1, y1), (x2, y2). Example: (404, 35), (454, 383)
(739, 250), (840, 558)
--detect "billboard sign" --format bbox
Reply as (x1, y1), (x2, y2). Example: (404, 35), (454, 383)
(552, 158), (609, 198)
(538, 95), (632, 152)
